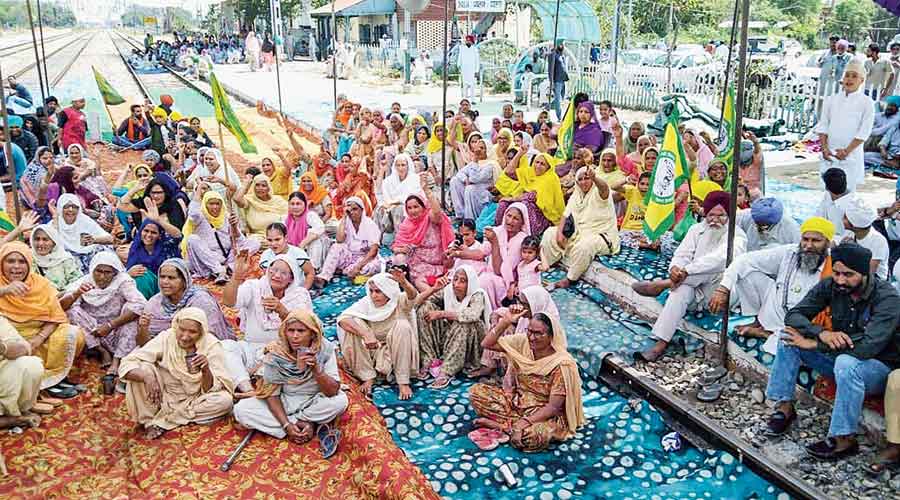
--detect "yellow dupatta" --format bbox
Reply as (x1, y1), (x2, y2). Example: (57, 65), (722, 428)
(522, 153), (565, 224)
(498, 314), (585, 434)
(244, 174), (289, 235)
(426, 123), (445, 154)
(180, 191), (227, 255)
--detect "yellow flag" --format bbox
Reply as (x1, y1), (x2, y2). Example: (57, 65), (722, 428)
(643, 114), (689, 241)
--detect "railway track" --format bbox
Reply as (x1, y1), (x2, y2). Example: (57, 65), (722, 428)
(10, 31), (94, 83)
(0, 30), (74, 58)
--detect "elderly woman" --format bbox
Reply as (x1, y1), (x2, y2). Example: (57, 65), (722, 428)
(62, 144), (112, 206)
(391, 184), (455, 291)
(60, 251), (146, 393)
(285, 192), (329, 271)
(0, 242), (83, 393)
(186, 148), (242, 198)
(415, 266), (491, 389)
(0, 316), (45, 429)
(223, 253), (313, 396)
(125, 220), (178, 299)
(259, 223), (316, 288)
(316, 197), (382, 285)
(54, 193), (115, 273)
(182, 189), (248, 283)
(479, 203), (531, 309)
(494, 152), (565, 236)
(375, 153), (422, 235)
(448, 131), (498, 221)
(622, 121), (646, 154)
(138, 258), (234, 345)
(117, 174), (186, 239)
(119, 307), (234, 440)
(337, 270), (420, 400)
(259, 156), (292, 199)
(541, 166), (620, 290)
(20, 146), (55, 221)
(235, 174), (289, 243)
(470, 311), (585, 452)
(234, 311), (348, 456)
(29, 223), (81, 291)
(426, 123), (456, 185)
(298, 172), (333, 226)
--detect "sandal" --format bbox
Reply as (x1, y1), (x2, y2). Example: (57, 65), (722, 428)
(317, 422), (342, 459)
(429, 376), (452, 390)
(38, 395), (63, 407)
(764, 410), (797, 437)
(45, 385), (79, 399)
(31, 402), (54, 415)
(101, 374), (117, 396)
(806, 437), (859, 461)
(866, 455), (900, 477)
(696, 383), (723, 403)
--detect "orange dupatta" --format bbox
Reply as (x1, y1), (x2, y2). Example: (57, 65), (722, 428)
(0, 242), (68, 324)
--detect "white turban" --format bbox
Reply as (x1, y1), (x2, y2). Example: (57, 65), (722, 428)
(844, 196), (876, 228)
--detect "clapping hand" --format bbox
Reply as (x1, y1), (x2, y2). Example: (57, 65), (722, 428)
(141, 198), (161, 222)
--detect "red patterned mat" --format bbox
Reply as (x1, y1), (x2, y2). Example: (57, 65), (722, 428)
(0, 358), (438, 499)
(812, 375), (885, 416)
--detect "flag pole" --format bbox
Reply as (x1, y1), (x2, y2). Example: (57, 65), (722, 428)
(331, 0), (338, 112)
(217, 121), (237, 212)
(25, 0), (48, 104)
(719, 0), (751, 368)
(36, 0), (50, 97)
(548, 0), (561, 111)
(0, 64), (24, 224)
(439, 0), (449, 210)
(270, 0), (285, 117)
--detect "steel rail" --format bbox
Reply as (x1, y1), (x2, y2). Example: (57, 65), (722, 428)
(11, 32), (91, 79)
(108, 32), (151, 100)
(0, 31), (72, 57)
(48, 32), (95, 87)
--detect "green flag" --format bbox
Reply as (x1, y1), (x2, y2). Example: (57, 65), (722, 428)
(554, 97), (576, 161)
(714, 85), (736, 189)
(92, 66), (125, 106)
(209, 71), (257, 154)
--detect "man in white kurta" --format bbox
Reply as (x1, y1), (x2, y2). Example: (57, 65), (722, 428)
(631, 192), (747, 361)
(458, 35), (480, 102)
(816, 167), (857, 232)
(736, 197), (800, 252)
(814, 58), (874, 192)
(709, 217), (835, 341)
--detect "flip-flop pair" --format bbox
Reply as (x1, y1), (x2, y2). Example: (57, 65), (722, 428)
(468, 428), (510, 451)
(317, 422), (342, 459)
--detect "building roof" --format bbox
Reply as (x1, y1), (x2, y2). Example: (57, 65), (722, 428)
(310, 0), (397, 17)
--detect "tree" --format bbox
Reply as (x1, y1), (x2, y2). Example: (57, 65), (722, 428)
(825, 0), (876, 42)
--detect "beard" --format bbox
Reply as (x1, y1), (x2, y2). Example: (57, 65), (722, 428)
(797, 250), (826, 273)
(834, 282), (861, 295)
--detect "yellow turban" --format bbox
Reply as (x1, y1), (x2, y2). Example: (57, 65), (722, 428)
(800, 216), (836, 241)
(151, 107), (168, 119)
(691, 180), (723, 201)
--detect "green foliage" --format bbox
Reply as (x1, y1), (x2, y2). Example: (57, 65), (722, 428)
(825, 0), (876, 42)
(0, 1), (76, 28)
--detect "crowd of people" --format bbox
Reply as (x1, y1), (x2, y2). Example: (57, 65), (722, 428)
(1, 38), (899, 472)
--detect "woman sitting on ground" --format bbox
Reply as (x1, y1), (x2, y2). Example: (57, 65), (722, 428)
(60, 251), (146, 394)
(29, 223), (82, 291)
(110, 163), (154, 238)
(137, 258), (234, 346)
(337, 270), (420, 400)
(119, 307), (234, 440)
(298, 172), (333, 227)
(478, 203), (531, 309)
(185, 148), (242, 198)
(223, 252), (314, 397)
(284, 192), (329, 271)
(391, 183), (455, 292)
(20, 146), (56, 222)
(235, 174), (289, 244)
(0, 242), (84, 397)
(233, 310), (348, 456)
(541, 166), (620, 290)
(258, 156), (292, 199)
(470, 311), (584, 452)
(259, 223), (316, 289)
(493, 152), (565, 236)
(62, 144), (113, 212)
(117, 173), (186, 240)
(315, 197), (382, 285)
(415, 266), (491, 389)
(54, 193), (115, 273)
(182, 187), (247, 284)
(448, 131), (498, 222)
(125, 220), (178, 299)
(0, 316), (45, 429)
(375, 153), (422, 235)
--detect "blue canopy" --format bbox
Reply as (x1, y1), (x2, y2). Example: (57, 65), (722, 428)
(523, 0), (601, 44)
(310, 0), (396, 17)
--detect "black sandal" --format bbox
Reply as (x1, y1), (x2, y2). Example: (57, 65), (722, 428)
(806, 437), (859, 461)
(764, 410), (796, 437)
(45, 385), (79, 399)
(866, 456), (900, 477)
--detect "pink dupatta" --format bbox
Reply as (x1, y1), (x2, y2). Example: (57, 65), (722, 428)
(392, 194), (455, 252)
(285, 209), (309, 246)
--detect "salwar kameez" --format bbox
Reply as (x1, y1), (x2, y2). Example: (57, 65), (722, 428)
(417, 294), (487, 377)
(0, 321), (44, 417)
(13, 319), (84, 389)
(339, 293), (419, 385)
(469, 368), (570, 452)
(67, 279), (146, 359)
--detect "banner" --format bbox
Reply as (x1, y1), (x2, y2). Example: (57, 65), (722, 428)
(456, 0), (506, 12)
(714, 85), (735, 189)
(210, 72), (258, 154)
(92, 66), (125, 106)
(554, 97), (575, 161)
(643, 113), (690, 241)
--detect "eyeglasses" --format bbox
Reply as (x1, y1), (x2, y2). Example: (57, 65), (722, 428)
(526, 328), (549, 338)
(150, 189), (166, 195)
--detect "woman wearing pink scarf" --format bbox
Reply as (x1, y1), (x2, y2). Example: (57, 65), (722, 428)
(285, 192), (328, 270)
(391, 181), (455, 291)
(478, 202), (532, 309)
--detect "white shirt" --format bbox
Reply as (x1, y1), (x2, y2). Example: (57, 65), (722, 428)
(815, 192), (856, 232)
(736, 209), (801, 252)
(670, 222), (747, 277)
(720, 244), (824, 332)
(813, 88), (874, 191)
(458, 44), (480, 80)
(841, 228), (890, 280)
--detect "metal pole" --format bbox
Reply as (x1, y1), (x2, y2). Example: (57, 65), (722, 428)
(0, 63), (24, 223)
(270, 0), (285, 117)
(440, 0), (449, 210)
(719, 0), (751, 368)
(548, 0), (561, 110)
(666, 0), (674, 94)
(611, 0), (621, 75)
(331, 0), (337, 112)
(25, 0), (48, 104)
(36, 0), (50, 98)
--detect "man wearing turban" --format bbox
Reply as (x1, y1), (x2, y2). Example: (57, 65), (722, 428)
(631, 191), (747, 361)
(813, 57), (873, 192)
(458, 35), (480, 104)
(763, 242), (900, 461)
(710, 216), (835, 342)
(840, 196), (889, 280)
(736, 197), (800, 251)
(863, 95), (900, 169)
